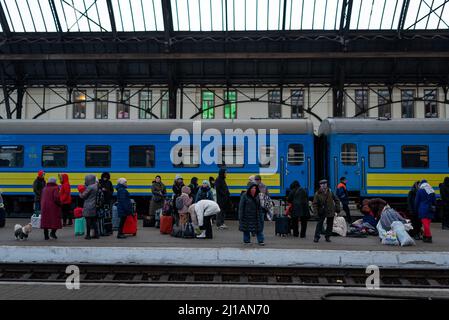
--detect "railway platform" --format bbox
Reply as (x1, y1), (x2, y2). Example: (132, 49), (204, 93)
(1, 218), (448, 269)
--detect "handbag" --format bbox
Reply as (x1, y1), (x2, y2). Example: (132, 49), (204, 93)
(182, 222), (195, 239)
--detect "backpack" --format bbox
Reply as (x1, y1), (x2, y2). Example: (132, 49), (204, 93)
(175, 196), (184, 210)
(95, 188), (105, 209)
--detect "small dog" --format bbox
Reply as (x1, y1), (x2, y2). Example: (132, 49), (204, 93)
(14, 223), (32, 240)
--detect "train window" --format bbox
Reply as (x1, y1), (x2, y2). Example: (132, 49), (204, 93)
(259, 145), (276, 168)
(287, 144), (304, 165)
(172, 145), (200, 168)
(85, 146), (111, 168)
(369, 146), (385, 168)
(129, 146), (155, 168)
(219, 146), (244, 168)
(0, 145), (24, 167)
(341, 144), (358, 165)
(42, 146), (67, 168)
(402, 146), (429, 168)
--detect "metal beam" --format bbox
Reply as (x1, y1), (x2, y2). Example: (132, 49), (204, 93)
(2, 51), (449, 60)
(0, 1), (11, 37)
(161, 0), (174, 49)
(397, 0), (410, 32)
(106, 0), (117, 37)
(49, 0), (63, 33)
(339, 0), (353, 35)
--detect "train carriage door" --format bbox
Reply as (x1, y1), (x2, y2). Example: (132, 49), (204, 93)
(339, 142), (361, 191)
(284, 143), (307, 193)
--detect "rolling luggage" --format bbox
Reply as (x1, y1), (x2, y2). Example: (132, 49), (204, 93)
(275, 215), (290, 236)
(122, 213), (137, 236)
(98, 208), (112, 236)
(160, 215), (174, 234)
(112, 203), (120, 231)
(74, 217), (86, 236)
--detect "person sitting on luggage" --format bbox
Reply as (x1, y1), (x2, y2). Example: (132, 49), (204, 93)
(116, 178), (133, 239)
(239, 183), (265, 246)
(312, 179), (341, 243)
(188, 200), (220, 239)
(287, 180), (310, 238)
(195, 180), (214, 203)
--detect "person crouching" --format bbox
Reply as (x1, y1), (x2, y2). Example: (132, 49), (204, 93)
(188, 200), (220, 239)
(116, 178), (133, 239)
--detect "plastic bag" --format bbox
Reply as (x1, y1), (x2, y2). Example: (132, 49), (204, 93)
(30, 213), (41, 229)
(377, 221), (399, 246)
(391, 221), (416, 247)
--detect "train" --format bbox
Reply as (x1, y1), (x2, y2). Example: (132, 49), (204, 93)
(0, 118), (448, 214)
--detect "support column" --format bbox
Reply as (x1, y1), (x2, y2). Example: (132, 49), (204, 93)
(168, 84), (178, 119)
(15, 86), (24, 119)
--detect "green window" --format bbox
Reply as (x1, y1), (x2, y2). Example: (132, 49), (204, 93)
(224, 91), (237, 119)
(202, 91), (215, 119)
(139, 90), (152, 119)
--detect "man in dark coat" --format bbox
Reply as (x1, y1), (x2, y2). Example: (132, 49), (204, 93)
(116, 178), (133, 239)
(312, 179), (340, 243)
(336, 177), (352, 223)
(439, 177), (449, 230)
(287, 180), (310, 238)
(32, 170), (46, 212)
(239, 183), (264, 245)
(40, 177), (62, 240)
(188, 177), (199, 200)
(215, 168), (232, 229)
(99, 172), (114, 209)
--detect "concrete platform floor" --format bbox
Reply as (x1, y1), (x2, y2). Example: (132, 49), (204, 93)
(0, 218), (448, 251)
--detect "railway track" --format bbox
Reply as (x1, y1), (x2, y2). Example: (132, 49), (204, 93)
(1, 264), (449, 289)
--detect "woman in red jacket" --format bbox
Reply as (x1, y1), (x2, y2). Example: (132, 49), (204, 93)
(40, 177), (62, 240)
(59, 173), (72, 226)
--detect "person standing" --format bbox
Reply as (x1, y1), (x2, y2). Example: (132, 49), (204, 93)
(336, 177), (351, 223)
(439, 177), (449, 230)
(415, 179), (436, 243)
(177, 186), (193, 227)
(99, 172), (114, 209)
(59, 173), (72, 226)
(287, 180), (310, 238)
(209, 177), (217, 202)
(215, 168), (232, 229)
(149, 175), (166, 227)
(195, 180), (214, 202)
(78, 174), (99, 240)
(172, 175), (184, 199)
(32, 170), (46, 212)
(116, 178), (133, 239)
(0, 190), (5, 228)
(407, 181), (422, 239)
(312, 179), (341, 243)
(40, 177), (62, 240)
(239, 183), (264, 245)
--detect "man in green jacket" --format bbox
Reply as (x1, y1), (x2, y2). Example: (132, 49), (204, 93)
(313, 179), (341, 243)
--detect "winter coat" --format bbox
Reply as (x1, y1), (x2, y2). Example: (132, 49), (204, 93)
(216, 169), (232, 212)
(99, 173), (114, 206)
(188, 182), (199, 199)
(40, 182), (62, 230)
(287, 186), (309, 219)
(336, 182), (349, 206)
(407, 188), (418, 214)
(192, 200), (220, 227)
(312, 188), (341, 218)
(116, 184), (133, 217)
(79, 175), (98, 218)
(59, 173), (72, 205)
(415, 188), (436, 219)
(440, 178), (449, 206)
(172, 182), (184, 198)
(149, 181), (166, 217)
(238, 185), (263, 233)
(33, 177), (46, 202)
(195, 187), (214, 202)
(177, 192), (193, 214)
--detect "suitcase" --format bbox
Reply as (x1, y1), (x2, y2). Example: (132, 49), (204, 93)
(275, 215), (290, 236)
(98, 208), (113, 236)
(74, 217), (86, 236)
(112, 204), (120, 231)
(122, 213), (137, 236)
(160, 215), (174, 234)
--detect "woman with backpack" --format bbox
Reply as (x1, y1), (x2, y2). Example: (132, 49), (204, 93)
(415, 179), (436, 243)
(78, 174), (99, 240)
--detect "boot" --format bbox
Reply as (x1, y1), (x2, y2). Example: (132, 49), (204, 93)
(50, 231), (57, 239)
(423, 236), (433, 243)
(117, 233), (126, 239)
(313, 237), (319, 243)
(325, 237), (331, 242)
(44, 229), (49, 240)
(196, 230), (206, 239)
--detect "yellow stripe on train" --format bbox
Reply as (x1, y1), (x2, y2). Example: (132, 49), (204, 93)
(367, 173), (448, 187)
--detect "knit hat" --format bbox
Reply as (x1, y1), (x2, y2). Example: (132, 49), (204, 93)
(48, 177), (57, 184)
(202, 180), (210, 187)
(175, 174), (183, 180)
(255, 175), (262, 181)
(181, 186), (191, 194)
(38, 170), (45, 178)
(319, 179), (328, 184)
(117, 178), (127, 185)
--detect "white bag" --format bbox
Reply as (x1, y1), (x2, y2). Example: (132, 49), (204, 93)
(377, 221), (399, 246)
(30, 213), (41, 229)
(391, 221), (416, 247)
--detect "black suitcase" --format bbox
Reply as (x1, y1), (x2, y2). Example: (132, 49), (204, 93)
(275, 215), (290, 236)
(98, 208), (112, 236)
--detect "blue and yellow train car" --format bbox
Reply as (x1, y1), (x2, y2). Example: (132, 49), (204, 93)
(0, 119), (315, 213)
(319, 118), (449, 201)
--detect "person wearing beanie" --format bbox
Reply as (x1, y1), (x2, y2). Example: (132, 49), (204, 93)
(415, 179), (436, 243)
(188, 177), (199, 200)
(99, 172), (114, 209)
(116, 178), (133, 238)
(32, 170), (46, 212)
(149, 175), (166, 227)
(247, 175), (256, 187)
(40, 177), (62, 240)
(79, 174), (99, 240)
(312, 179), (341, 243)
(177, 186), (193, 226)
(336, 177), (352, 223)
(195, 180), (214, 202)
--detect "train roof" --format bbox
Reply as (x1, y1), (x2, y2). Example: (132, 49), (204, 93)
(0, 119), (314, 135)
(318, 118), (449, 135)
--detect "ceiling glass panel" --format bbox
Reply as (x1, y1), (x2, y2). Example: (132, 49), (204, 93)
(404, 0), (449, 29)
(54, 0), (111, 32)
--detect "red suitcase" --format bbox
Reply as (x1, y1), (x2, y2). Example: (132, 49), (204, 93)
(122, 214), (137, 236)
(160, 215), (174, 234)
